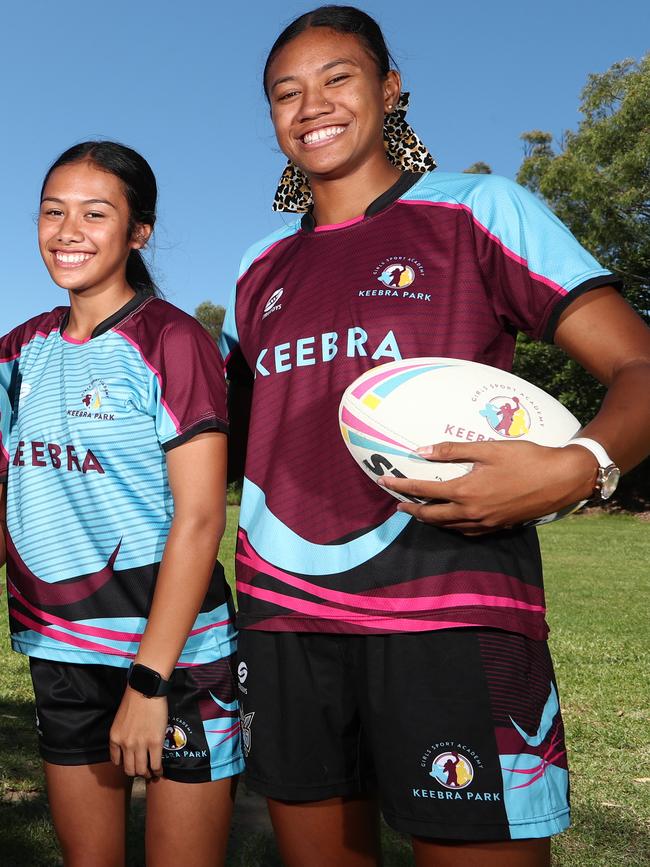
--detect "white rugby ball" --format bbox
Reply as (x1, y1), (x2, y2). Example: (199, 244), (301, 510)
(338, 357), (586, 526)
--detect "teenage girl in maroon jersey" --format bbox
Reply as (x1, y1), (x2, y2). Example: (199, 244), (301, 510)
(227, 7), (650, 866)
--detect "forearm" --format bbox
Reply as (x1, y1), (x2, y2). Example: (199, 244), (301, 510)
(135, 511), (225, 678)
(570, 359), (650, 474)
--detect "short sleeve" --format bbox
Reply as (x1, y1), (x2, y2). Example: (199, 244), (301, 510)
(466, 176), (620, 342)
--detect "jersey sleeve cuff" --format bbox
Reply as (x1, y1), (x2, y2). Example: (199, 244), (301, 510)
(161, 417), (229, 452)
(542, 274), (623, 343)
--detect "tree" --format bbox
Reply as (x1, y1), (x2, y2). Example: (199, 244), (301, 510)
(514, 55), (650, 508)
(464, 161), (492, 174)
(195, 301), (226, 343)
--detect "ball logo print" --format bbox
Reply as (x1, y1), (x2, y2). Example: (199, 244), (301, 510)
(377, 263), (415, 289)
(480, 395), (531, 438)
(430, 751), (474, 789)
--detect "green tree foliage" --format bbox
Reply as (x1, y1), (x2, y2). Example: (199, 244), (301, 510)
(515, 56), (650, 508)
(195, 300), (226, 343)
(463, 161), (492, 174)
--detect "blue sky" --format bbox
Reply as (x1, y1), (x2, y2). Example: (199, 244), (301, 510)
(2, 0), (648, 330)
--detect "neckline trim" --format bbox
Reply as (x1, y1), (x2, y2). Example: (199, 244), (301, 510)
(300, 171), (424, 233)
(59, 291), (151, 341)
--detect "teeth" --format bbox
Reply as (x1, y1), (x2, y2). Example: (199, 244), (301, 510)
(55, 252), (93, 264)
(303, 126), (346, 144)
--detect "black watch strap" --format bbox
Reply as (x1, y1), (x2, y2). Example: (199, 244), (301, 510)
(128, 663), (171, 697)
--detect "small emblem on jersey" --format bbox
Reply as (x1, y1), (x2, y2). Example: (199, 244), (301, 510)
(237, 661), (248, 685)
(430, 751), (474, 789)
(81, 378), (109, 410)
(377, 263), (415, 289)
(480, 395), (531, 438)
(240, 708), (255, 757)
(164, 723), (188, 750)
(263, 288), (284, 319)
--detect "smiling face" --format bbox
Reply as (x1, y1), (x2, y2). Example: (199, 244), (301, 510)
(38, 160), (150, 296)
(266, 27), (400, 182)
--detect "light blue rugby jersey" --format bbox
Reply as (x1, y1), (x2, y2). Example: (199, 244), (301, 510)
(0, 384), (10, 481)
(0, 293), (235, 668)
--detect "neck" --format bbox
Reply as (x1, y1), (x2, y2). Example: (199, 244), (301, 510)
(309, 156), (402, 227)
(66, 281), (136, 340)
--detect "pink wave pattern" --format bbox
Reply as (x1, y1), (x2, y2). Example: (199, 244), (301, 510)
(9, 578), (231, 644)
(502, 730), (566, 790)
(400, 199), (567, 296)
(341, 406), (411, 451)
(351, 359), (439, 399)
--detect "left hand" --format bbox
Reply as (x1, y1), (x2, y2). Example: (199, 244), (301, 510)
(109, 686), (168, 778)
(378, 440), (598, 534)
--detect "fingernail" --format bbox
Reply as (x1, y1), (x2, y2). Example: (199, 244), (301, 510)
(416, 446), (433, 456)
(377, 478), (387, 487)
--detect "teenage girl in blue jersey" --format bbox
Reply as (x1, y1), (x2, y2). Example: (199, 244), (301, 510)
(223, 6), (650, 867)
(0, 142), (242, 866)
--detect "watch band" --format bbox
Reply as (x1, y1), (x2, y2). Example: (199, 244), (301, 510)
(568, 437), (620, 501)
(568, 437), (614, 469)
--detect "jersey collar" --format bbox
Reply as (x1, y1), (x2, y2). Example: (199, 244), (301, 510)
(300, 171), (423, 233)
(59, 291), (151, 340)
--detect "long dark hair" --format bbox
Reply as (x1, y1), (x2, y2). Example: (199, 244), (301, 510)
(40, 141), (159, 296)
(263, 5), (397, 99)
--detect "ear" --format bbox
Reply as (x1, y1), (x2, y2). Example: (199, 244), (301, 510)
(383, 69), (402, 114)
(130, 223), (153, 250)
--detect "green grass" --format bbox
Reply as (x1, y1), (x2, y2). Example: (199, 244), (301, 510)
(1, 511), (648, 865)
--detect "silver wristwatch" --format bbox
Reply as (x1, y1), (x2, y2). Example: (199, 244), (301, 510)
(569, 437), (621, 501)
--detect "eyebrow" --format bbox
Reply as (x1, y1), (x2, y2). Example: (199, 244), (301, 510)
(270, 58), (359, 91)
(41, 197), (117, 209)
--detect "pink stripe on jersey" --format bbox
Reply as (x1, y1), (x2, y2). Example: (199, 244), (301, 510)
(314, 215), (365, 232)
(238, 534), (545, 615)
(237, 236), (297, 284)
(237, 580), (473, 632)
(11, 608), (135, 659)
(400, 199), (568, 296)
(61, 332), (91, 345)
(114, 328), (182, 434)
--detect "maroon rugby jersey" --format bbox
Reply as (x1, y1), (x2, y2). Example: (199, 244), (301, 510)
(220, 171), (617, 640)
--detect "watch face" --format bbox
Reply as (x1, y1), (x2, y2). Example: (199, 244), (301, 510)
(129, 664), (161, 696)
(600, 466), (621, 500)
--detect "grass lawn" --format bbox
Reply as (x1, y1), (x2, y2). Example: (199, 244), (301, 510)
(0, 511), (648, 866)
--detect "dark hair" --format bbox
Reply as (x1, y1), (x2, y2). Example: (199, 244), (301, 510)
(40, 141), (159, 296)
(263, 5), (396, 99)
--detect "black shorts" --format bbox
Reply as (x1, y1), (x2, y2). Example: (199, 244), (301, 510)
(29, 655), (245, 783)
(236, 628), (570, 841)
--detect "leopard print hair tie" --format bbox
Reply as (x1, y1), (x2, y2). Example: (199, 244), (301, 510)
(272, 91), (436, 213)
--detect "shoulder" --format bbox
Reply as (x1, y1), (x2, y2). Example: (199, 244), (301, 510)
(114, 296), (223, 368)
(0, 307), (67, 360)
(400, 170), (530, 213)
(237, 219), (302, 282)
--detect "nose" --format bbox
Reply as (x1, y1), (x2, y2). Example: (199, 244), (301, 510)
(57, 213), (84, 245)
(299, 85), (334, 122)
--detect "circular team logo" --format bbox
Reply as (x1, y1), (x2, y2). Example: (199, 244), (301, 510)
(377, 263), (415, 289)
(479, 395), (531, 438)
(430, 751), (474, 789)
(163, 724), (187, 750)
(264, 288), (283, 313)
(238, 661), (248, 685)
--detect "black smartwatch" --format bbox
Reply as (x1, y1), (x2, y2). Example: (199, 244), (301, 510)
(127, 663), (171, 698)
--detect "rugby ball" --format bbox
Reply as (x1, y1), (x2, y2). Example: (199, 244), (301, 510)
(338, 357), (587, 526)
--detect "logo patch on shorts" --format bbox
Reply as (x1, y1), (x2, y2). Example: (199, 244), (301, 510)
(240, 707), (255, 757)
(164, 723), (188, 750)
(413, 741), (501, 802)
